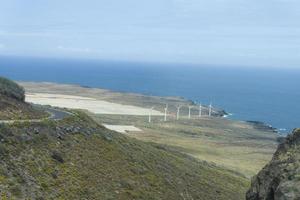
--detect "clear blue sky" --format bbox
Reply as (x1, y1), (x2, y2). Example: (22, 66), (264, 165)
(0, 0), (300, 67)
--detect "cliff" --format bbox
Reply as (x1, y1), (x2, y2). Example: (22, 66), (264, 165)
(247, 128), (300, 200)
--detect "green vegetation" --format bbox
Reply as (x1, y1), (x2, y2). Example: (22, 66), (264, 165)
(0, 111), (249, 199)
(0, 77), (25, 101)
(0, 77), (47, 120)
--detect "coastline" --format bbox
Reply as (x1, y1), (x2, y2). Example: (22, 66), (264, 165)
(1, 57), (298, 135)
(245, 120), (278, 134)
(19, 81), (283, 135)
(19, 81), (226, 117)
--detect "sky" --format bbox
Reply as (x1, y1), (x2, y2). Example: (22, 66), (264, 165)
(0, 0), (300, 68)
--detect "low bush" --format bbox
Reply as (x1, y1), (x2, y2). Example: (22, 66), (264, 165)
(0, 77), (25, 101)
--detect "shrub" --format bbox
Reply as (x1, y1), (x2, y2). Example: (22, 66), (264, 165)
(0, 77), (25, 101)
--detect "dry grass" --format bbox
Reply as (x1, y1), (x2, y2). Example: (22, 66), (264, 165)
(90, 114), (278, 177)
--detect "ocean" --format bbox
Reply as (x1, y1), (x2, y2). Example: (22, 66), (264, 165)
(0, 56), (299, 133)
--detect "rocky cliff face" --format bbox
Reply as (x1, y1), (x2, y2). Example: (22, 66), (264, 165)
(247, 128), (300, 200)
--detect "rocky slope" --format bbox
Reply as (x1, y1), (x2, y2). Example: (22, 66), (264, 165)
(247, 128), (300, 200)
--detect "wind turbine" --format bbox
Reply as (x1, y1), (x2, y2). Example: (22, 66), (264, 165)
(164, 104), (168, 122)
(149, 106), (154, 123)
(176, 105), (182, 120)
(188, 105), (192, 119)
(208, 103), (212, 117)
(199, 103), (202, 117)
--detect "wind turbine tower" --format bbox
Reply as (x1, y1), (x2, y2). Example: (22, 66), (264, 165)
(164, 104), (168, 122)
(176, 106), (181, 120)
(199, 103), (202, 117)
(188, 105), (192, 119)
(149, 107), (154, 123)
(209, 103), (212, 117)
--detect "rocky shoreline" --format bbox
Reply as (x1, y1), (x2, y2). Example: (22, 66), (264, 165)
(246, 121), (278, 133)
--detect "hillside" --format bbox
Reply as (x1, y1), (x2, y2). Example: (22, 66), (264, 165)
(0, 111), (249, 199)
(0, 78), (249, 199)
(247, 128), (300, 200)
(92, 114), (278, 178)
(0, 77), (25, 101)
(0, 77), (46, 120)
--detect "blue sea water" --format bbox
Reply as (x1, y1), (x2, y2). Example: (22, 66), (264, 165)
(0, 56), (299, 133)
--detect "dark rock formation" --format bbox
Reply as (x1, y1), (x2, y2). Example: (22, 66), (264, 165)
(246, 128), (300, 200)
(246, 121), (277, 133)
(51, 151), (64, 163)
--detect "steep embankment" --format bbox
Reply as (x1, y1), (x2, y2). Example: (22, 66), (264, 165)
(247, 128), (300, 200)
(0, 77), (46, 120)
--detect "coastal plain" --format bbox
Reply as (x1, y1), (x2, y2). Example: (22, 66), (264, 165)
(26, 93), (164, 116)
(20, 81), (279, 178)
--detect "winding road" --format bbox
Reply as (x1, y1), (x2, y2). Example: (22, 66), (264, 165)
(44, 107), (73, 120)
(0, 106), (72, 124)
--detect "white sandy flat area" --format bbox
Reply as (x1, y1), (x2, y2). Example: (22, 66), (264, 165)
(26, 93), (164, 116)
(102, 124), (142, 133)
